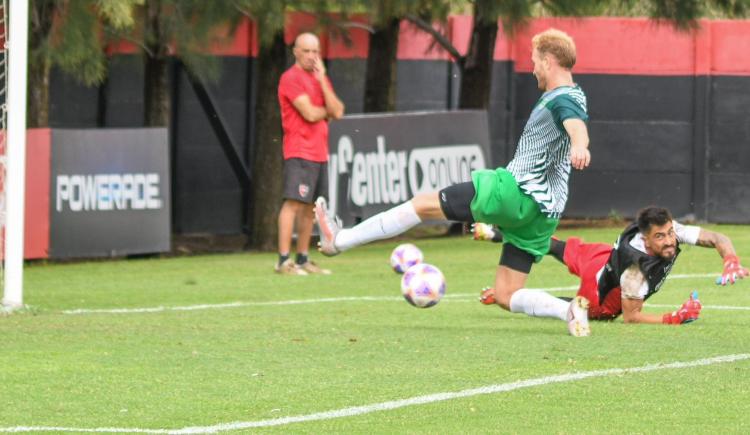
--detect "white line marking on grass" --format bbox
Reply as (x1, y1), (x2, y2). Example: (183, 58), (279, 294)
(2, 353), (748, 434)
(62, 297), (405, 315)
(60, 273), (725, 315)
(670, 273), (715, 279)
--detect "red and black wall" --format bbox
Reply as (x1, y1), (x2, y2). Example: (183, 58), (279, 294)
(45, 15), (750, 235)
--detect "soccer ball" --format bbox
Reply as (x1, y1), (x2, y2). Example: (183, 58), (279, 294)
(400, 263), (446, 308)
(390, 243), (424, 274)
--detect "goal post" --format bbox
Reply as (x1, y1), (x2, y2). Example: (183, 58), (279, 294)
(2, 0), (28, 309)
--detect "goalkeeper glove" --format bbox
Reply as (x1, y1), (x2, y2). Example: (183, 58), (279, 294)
(715, 254), (749, 286)
(662, 291), (701, 325)
(471, 223), (503, 243)
(479, 287), (496, 305)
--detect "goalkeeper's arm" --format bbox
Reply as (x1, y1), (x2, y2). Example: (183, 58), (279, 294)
(694, 228), (749, 285)
(620, 266), (700, 325)
(621, 294), (701, 325)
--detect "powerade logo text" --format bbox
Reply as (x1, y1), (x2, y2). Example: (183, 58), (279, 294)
(56, 173), (163, 212)
(330, 135), (485, 207)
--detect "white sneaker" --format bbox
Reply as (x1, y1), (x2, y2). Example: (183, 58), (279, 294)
(299, 260), (332, 275)
(274, 258), (308, 275)
(567, 296), (591, 337)
(314, 197), (341, 257)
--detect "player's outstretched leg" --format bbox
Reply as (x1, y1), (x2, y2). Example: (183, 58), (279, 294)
(315, 195), (426, 257)
(315, 197), (342, 256)
(567, 296), (591, 337)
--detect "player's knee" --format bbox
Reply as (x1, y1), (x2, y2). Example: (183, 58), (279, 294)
(411, 193), (442, 220)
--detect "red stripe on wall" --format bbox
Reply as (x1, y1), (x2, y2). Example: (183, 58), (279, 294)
(512, 18), (698, 75)
(449, 15), (512, 61)
(209, 18), (254, 57)
(326, 14), (369, 59)
(284, 12), (329, 55)
(25, 129), (51, 259)
(101, 14), (750, 76)
(710, 20), (750, 75)
(106, 39), (139, 55)
(397, 20), (451, 60)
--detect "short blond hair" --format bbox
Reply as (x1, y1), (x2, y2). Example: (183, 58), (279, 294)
(532, 28), (576, 69)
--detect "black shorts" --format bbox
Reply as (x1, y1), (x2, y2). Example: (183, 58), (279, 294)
(499, 243), (534, 274)
(439, 181), (534, 273)
(438, 182), (475, 223)
(282, 158), (328, 204)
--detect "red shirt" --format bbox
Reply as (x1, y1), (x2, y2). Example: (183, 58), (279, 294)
(278, 65), (331, 162)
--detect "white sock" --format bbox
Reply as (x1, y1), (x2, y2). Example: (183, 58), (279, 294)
(509, 289), (568, 321)
(335, 201), (422, 251)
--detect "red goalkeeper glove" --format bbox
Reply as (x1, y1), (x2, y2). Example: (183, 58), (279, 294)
(662, 291), (702, 325)
(716, 254), (749, 286)
(479, 287), (495, 305)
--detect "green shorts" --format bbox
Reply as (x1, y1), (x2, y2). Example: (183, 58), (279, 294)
(470, 168), (559, 261)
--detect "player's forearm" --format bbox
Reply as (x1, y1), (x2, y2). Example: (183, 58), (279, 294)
(622, 310), (664, 324)
(321, 81), (344, 119)
(297, 105), (328, 123)
(714, 233), (735, 259)
(697, 229), (736, 259)
(310, 109), (329, 123)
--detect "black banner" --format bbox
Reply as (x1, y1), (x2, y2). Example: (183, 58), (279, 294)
(49, 128), (170, 258)
(327, 111), (491, 225)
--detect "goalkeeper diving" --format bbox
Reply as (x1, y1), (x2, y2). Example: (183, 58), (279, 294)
(477, 206), (748, 329)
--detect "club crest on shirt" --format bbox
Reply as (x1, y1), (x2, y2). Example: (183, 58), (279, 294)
(299, 183), (310, 198)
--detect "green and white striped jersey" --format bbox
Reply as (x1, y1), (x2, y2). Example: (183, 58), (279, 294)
(506, 85), (588, 219)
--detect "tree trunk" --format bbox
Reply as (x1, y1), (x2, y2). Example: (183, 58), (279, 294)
(144, 0), (170, 127)
(363, 17), (400, 113)
(26, 0), (55, 128)
(144, 56), (170, 126)
(249, 30), (287, 250)
(458, 0), (498, 110)
(26, 57), (50, 128)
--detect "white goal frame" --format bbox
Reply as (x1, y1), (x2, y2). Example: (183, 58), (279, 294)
(2, 0), (28, 309)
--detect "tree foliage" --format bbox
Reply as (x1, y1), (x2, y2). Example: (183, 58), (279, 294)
(356, 0), (453, 112)
(27, 0), (139, 127)
(605, 0), (750, 27)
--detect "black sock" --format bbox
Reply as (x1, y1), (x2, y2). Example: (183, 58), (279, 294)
(278, 254), (290, 266)
(296, 253), (308, 265)
(548, 238), (566, 264)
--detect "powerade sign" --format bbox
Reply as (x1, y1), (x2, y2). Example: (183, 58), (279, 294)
(50, 129), (170, 258)
(56, 173), (163, 212)
(327, 111), (490, 225)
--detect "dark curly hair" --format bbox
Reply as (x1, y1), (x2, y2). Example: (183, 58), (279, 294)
(636, 206), (673, 234)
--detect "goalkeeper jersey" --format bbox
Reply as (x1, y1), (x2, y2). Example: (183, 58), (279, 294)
(598, 223), (682, 303)
(506, 85), (588, 218)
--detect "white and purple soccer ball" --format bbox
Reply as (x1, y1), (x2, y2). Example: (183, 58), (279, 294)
(390, 243), (424, 274)
(400, 263), (446, 308)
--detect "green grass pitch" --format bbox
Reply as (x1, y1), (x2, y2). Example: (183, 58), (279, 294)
(1, 225), (749, 433)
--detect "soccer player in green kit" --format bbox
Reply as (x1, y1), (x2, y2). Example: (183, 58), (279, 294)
(315, 28), (592, 336)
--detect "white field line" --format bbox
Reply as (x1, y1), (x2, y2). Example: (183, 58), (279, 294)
(61, 273), (739, 315)
(2, 353), (748, 434)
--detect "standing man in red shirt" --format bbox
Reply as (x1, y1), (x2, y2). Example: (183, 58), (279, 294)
(276, 32), (345, 275)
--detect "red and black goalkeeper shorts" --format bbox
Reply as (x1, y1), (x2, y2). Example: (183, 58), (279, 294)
(563, 237), (622, 320)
